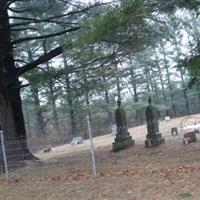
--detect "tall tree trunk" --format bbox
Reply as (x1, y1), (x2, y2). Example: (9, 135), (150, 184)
(128, 59), (140, 125)
(154, 49), (167, 104)
(144, 66), (151, 94)
(195, 84), (200, 112)
(161, 44), (177, 116)
(23, 101), (31, 138)
(144, 66), (159, 103)
(27, 50), (46, 138)
(173, 37), (190, 114)
(43, 41), (62, 138)
(66, 76), (77, 135)
(63, 56), (77, 135)
(187, 35), (200, 112)
(48, 80), (62, 137)
(130, 67), (141, 125)
(129, 67), (138, 103)
(164, 62), (177, 116)
(30, 86), (46, 138)
(0, 1), (33, 165)
(102, 74), (113, 123)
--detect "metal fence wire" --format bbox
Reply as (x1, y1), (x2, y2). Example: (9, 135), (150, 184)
(0, 114), (200, 182)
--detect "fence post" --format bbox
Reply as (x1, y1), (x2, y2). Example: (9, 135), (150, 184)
(0, 130), (9, 181)
(86, 115), (96, 176)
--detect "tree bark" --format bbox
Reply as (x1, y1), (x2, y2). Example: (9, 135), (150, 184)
(144, 66), (151, 93)
(130, 67), (138, 103)
(129, 59), (141, 125)
(30, 86), (46, 138)
(48, 80), (62, 138)
(154, 49), (167, 104)
(0, 1), (34, 167)
(23, 101), (31, 138)
(43, 41), (62, 138)
(66, 76), (77, 135)
(63, 56), (77, 135)
(27, 48), (47, 139)
(102, 72), (113, 124)
(195, 84), (200, 112)
(161, 44), (177, 116)
(173, 37), (190, 114)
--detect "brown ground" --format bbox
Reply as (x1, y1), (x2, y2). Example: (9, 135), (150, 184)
(1, 114), (200, 200)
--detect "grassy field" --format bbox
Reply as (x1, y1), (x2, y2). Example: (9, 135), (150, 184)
(1, 115), (200, 200)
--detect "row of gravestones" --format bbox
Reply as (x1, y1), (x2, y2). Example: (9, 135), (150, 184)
(112, 97), (165, 152)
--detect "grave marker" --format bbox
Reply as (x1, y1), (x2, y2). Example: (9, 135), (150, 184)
(112, 100), (134, 152)
(145, 97), (164, 147)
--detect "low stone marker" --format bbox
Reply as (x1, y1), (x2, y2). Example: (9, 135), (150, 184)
(165, 116), (170, 121)
(112, 100), (134, 152)
(43, 145), (52, 153)
(70, 136), (83, 145)
(145, 97), (164, 147)
(183, 131), (197, 144)
(171, 127), (178, 135)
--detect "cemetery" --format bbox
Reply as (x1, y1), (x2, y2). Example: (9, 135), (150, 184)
(1, 1), (200, 200)
(1, 112), (200, 200)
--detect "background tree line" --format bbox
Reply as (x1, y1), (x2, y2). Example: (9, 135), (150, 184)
(21, 2), (200, 144)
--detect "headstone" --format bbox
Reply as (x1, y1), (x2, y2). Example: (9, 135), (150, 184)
(70, 136), (83, 145)
(43, 145), (52, 153)
(183, 131), (197, 144)
(165, 116), (170, 121)
(145, 97), (164, 147)
(171, 127), (178, 135)
(112, 100), (134, 152)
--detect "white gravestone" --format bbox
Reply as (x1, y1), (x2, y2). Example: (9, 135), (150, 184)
(70, 136), (83, 145)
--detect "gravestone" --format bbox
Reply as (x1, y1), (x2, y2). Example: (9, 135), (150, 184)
(145, 97), (164, 147)
(43, 145), (52, 153)
(171, 127), (178, 135)
(112, 100), (134, 152)
(183, 131), (197, 144)
(165, 116), (170, 121)
(70, 136), (83, 145)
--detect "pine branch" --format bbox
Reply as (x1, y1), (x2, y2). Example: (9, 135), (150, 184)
(8, 7), (28, 13)
(10, 16), (80, 27)
(11, 27), (38, 31)
(9, 3), (100, 23)
(14, 59), (29, 65)
(6, 0), (29, 9)
(11, 27), (80, 45)
(11, 20), (78, 28)
(16, 46), (63, 76)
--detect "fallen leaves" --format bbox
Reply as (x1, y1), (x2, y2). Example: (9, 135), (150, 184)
(0, 176), (24, 187)
(1, 164), (199, 187)
(0, 168), (143, 187)
(150, 165), (200, 179)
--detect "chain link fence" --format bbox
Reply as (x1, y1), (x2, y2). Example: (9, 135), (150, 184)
(0, 114), (200, 182)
